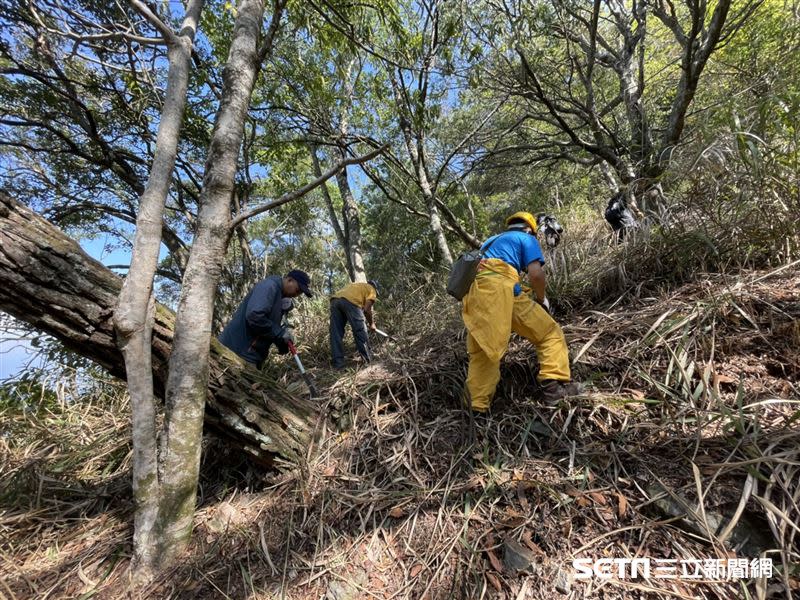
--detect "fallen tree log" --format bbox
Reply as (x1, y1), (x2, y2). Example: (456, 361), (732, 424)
(0, 192), (318, 467)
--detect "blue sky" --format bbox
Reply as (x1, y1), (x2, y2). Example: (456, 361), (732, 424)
(0, 237), (134, 381)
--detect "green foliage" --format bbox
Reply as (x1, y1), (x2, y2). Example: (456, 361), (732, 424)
(0, 378), (59, 413)
(2, 0), (797, 380)
(363, 190), (442, 292)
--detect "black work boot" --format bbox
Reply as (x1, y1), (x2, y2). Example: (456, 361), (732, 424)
(539, 379), (584, 405)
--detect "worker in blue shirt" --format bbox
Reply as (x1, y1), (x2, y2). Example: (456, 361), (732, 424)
(461, 212), (582, 412)
(218, 269), (312, 368)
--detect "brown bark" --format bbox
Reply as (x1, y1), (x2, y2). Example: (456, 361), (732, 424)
(0, 192), (317, 466)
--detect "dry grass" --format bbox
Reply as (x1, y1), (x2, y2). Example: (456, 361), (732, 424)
(1, 263), (799, 599)
(0, 376), (132, 599)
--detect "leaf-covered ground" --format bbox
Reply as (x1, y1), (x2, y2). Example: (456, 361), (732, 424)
(1, 264), (798, 599)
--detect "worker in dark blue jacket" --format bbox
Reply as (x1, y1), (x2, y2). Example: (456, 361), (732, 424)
(218, 269), (312, 368)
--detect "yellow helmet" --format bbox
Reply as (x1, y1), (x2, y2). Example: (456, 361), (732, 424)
(505, 211), (538, 233)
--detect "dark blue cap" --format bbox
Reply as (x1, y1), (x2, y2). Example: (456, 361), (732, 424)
(367, 279), (380, 296)
(287, 269), (312, 297)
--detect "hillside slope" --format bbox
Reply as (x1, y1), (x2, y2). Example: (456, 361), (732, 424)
(2, 264), (798, 599)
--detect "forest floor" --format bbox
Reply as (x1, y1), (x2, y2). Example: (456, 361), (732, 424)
(1, 264), (799, 599)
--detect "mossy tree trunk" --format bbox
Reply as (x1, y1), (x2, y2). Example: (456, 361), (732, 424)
(113, 0), (205, 579)
(0, 189), (318, 556)
(153, 0), (270, 572)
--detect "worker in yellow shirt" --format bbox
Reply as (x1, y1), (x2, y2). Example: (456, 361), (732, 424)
(330, 280), (379, 369)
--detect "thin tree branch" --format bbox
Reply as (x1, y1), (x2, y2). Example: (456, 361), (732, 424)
(230, 144), (388, 228)
(130, 0), (177, 44)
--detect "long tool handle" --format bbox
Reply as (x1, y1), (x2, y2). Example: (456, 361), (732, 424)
(287, 340), (304, 372)
(287, 340), (320, 397)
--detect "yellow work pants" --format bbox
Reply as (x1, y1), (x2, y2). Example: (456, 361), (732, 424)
(462, 259), (570, 412)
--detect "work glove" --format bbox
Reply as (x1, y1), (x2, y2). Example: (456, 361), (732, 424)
(539, 297), (551, 313)
(274, 338), (290, 355)
(282, 329), (296, 345)
(281, 297), (294, 313)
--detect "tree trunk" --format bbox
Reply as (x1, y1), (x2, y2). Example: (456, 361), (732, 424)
(311, 145), (355, 280)
(619, 0), (652, 174)
(416, 158), (453, 265)
(155, 0), (270, 568)
(114, 0), (204, 577)
(389, 72), (453, 266)
(333, 59), (367, 282)
(397, 118), (453, 265)
(335, 160), (367, 282)
(0, 192), (316, 470)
